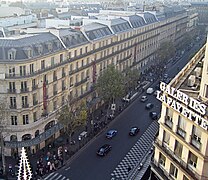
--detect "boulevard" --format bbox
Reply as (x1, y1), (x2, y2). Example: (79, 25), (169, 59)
(44, 38), (206, 180)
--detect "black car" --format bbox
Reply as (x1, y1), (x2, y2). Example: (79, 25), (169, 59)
(145, 103), (154, 110)
(129, 127), (140, 136)
(97, 144), (112, 156)
(149, 112), (158, 120)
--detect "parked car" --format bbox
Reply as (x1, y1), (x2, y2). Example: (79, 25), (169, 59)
(140, 96), (148, 102)
(97, 144), (112, 156)
(149, 112), (158, 120)
(106, 130), (117, 139)
(129, 127), (140, 136)
(145, 103), (154, 110)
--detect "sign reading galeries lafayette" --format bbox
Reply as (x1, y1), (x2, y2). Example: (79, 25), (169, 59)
(157, 82), (208, 130)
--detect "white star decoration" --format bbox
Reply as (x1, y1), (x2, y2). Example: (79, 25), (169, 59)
(17, 147), (33, 180)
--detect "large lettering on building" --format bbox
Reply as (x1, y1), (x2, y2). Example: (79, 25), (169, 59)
(157, 82), (208, 130)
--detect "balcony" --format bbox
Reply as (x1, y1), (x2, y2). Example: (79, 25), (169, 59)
(154, 139), (200, 180)
(74, 77), (88, 87)
(22, 104), (29, 108)
(10, 105), (17, 109)
(7, 89), (16, 93)
(190, 136), (201, 150)
(20, 88), (29, 93)
(32, 85), (38, 91)
(177, 126), (186, 139)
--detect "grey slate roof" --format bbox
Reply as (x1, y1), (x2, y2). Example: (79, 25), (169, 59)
(84, 23), (112, 41)
(129, 15), (146, 28)
(0, 29), (89, 62)
(143, 12), (158, 24)
(111, 18), (131, 33)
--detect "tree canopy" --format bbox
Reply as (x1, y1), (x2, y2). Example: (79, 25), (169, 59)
(96, 65), (125, 102)
(124, 68), (140, 91)
(157, 41), (176, 62)
(58, 100), (88, 140)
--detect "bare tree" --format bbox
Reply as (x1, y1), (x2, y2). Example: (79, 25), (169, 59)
(0, 98), (9, 175)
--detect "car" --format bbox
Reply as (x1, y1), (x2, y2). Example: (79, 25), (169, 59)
(146, 88), (154, 94)
(163, 73), (168, 79)
(129, 127), (140, 136)
(140, 96), (148, 102)
(145, 103), (154, 110)
(106, 130), (117, 139)
(96, 144), (112, 156)
(149, 112), (158, 120)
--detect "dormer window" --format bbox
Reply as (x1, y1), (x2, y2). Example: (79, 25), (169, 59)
(46, 42), (53, 52)
(56, 41), (61, 48)
(36, 44), (43, 55)
(23, 47), (33, 58)
(8, 48), (16, 60)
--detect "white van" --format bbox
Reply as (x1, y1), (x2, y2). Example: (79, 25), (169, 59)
(146, 88), (154, 94)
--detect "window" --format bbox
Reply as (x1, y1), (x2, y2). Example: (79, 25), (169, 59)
(53, 101), (57, 111)
(74, 50), (77, 57)
(60, 54), (63, 62)
(62, 96), (65, 105)
(41, 60), (45, 69)
(33, 93), (37, 105)
(159, 153), (166, 167)
(30, 64), (34, 74)
(70, 77), (73, 87)
(68, 52), (71, 59)
(10, 97), (16, 108)
(177, 116), (186, 138)
(53, 84), (57, 95)
(80, 48), (82, 55)
(9, 82), (15, 92)
(9, 67), (15, 77)
(11, 116), (17, 125)
(76, 74), (79, 83)
(32, 79), (36, 89)
(62, 80), (65, 91)
(192, 126), (201, 142)
(188, 151), (198, 168)
(23, 115), (29, 125)
(20, 66), (26, 76)
(76, 62), (79, 69)
(170, 163), (178, 178)
(22, 96), (28, 108)
(8, 49), (16, 60)
(183, 175), (189, 180)
(21, 81), (27, 91)
(204, 84), (208, 98)
(163, 131), (170, 145)
(33, 112), (37, 122)
(51, 57), (54, 66)
(174, 140), (183, 158)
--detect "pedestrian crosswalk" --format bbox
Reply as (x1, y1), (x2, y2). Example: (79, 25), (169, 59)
(44, 172), (70, 180)
(111, 121), (159, 180)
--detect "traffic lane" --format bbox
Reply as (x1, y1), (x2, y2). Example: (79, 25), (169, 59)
(167, 40), (204, 78)
(60, 93), (161, 180)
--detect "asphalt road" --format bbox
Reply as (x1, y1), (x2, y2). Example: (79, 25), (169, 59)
(51, 37), (206, 180)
